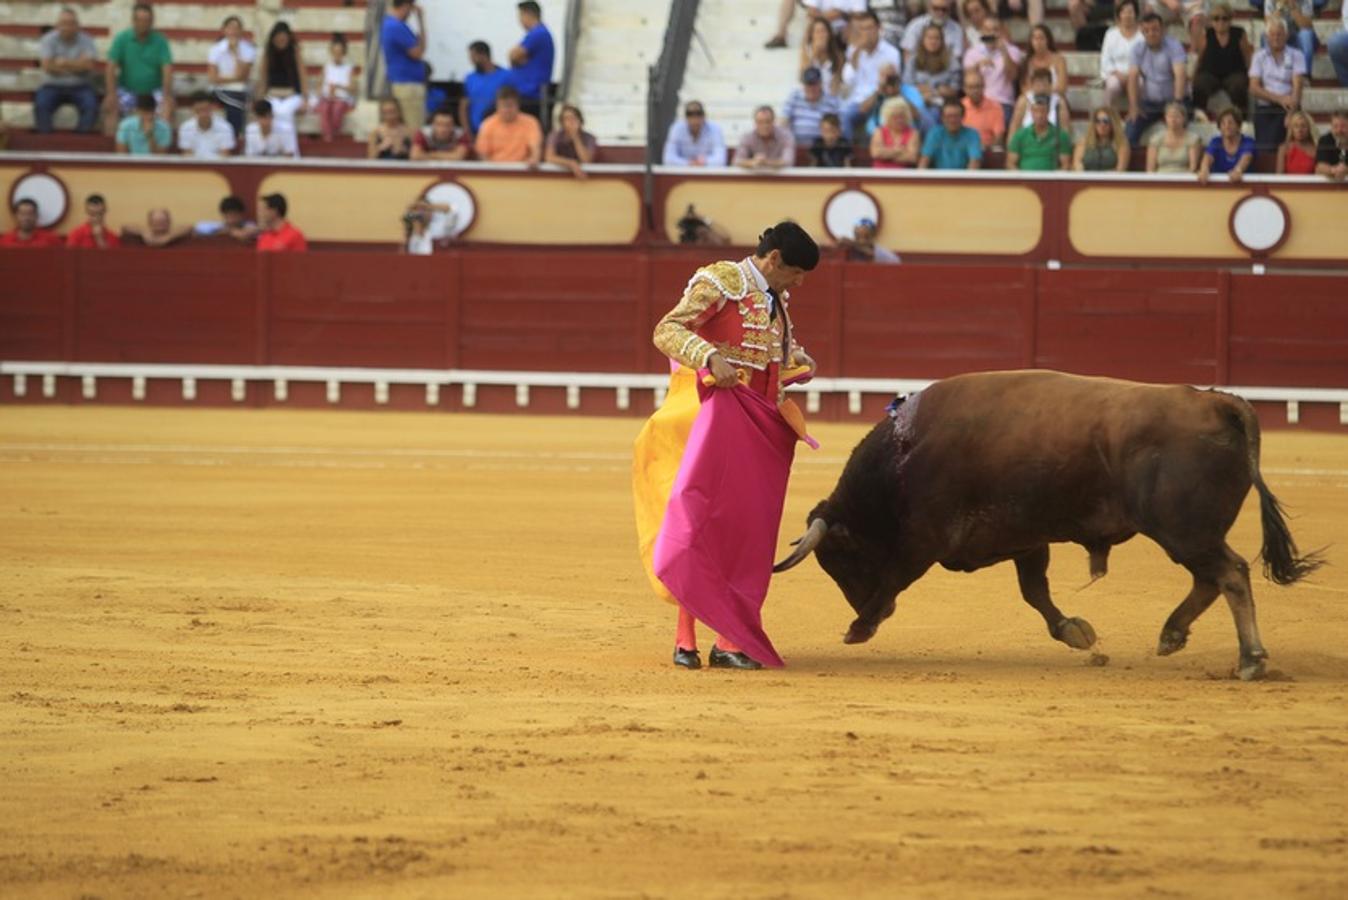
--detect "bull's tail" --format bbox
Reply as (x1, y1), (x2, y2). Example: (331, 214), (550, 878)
(1226, 394), (1325, 585)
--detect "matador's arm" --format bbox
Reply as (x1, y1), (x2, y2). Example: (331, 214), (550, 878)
(652, 279), (726, 370)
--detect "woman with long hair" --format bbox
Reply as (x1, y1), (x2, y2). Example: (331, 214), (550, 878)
(1277, 110), (1318, 174)
(1145, 101), (1201, 173)
(206, 15), (256, 140)
(904, 23), (962, 131)
(799, 16), (846, 96)
(960, 0), (992, 49)
(1099, 0), (1143, 108)
(1020, 23), (1067, 104)
(367, 97), (413, 160)
(1073, 106), (1129, 171)
(259, 21), (305, 128)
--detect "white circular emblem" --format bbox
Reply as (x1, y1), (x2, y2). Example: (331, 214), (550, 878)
(823, 188), (881, 242)
(1230, 195), (1287, 254)
(422, 181), (476, 238)
(11, 173), (68, 228)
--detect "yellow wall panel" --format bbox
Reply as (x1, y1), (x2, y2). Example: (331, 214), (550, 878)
(865, 184), (1042, 254)
(457, 175), (641, 244)
(1069, 187), (1242, 258)
(0, 167), (31, 232)
(1270, 191), (1348, 260)
(257, 172), (441, 242)
(49, 167), (233, 233)
(664, 181), (839, 245)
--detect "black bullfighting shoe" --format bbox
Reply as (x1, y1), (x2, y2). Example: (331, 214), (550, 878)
(708, 647), (763, 670)
(673, 647), (702, 669)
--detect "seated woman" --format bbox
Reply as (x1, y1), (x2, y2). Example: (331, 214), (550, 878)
(1193, 3), (1252, 116)
(258, 22), (305, 129)
(367, 98), (413, 160)
(903, 24), (962, 133)
(1010, 67), (1069, 130)
(870, 99), (921, 168)
(1019, 24), (1068, 106)
(1074, 107), (1130, 171)
(800, 16), (847, 97)
(1098, 0), (1143, 109)
(1276, 110), (1318, 174)
(1198, 107), (1256, 184)
(1146, 101), (1202, 173)
(544, 104), (599, 178)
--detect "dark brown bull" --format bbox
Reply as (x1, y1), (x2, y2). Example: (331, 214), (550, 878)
(775, 370), (1323, 680)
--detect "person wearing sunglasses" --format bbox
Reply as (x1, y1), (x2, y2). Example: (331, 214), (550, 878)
(1073, 107), (1130, 171)
(1193, 3), (1251, 116)
(662, 101), (728, 167)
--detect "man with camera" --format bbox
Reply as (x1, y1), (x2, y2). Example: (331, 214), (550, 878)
(963, 18), (1024, 126)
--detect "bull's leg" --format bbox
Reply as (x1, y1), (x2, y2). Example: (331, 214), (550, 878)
(1014, 545), (1097, 650)
(1214, 546), (1269, 681)
(1157, 576), (1222, 656)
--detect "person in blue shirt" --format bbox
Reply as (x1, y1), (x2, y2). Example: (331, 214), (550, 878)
(918, 100), (983, 170)
(662, 101), (728, 167)
(508, 1), (555, 125)
(1198, 106), (1256, 184)
(381, 0), (427, 129)
(460, 40), (512, 135)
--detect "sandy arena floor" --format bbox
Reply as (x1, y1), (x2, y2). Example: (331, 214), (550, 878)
(1, 406), (1346, 899)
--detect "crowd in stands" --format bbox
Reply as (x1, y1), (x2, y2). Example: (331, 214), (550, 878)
(667, 1), (1348, 178)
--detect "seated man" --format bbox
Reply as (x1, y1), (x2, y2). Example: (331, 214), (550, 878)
(1126, 13), (1187, 146)
(1315, 108), (1348, 181)
(662, 101), (728, 167)
(177, 92), (236, 159)
(115, 93), (172, 155)
(34, 7), (99, 133)
(244, 100), (300, 158)
(193, 195), (258, 242)
(838, 218), (900, 263)
(961, 70), (1006, 150)
(65, 194), (121, 248)
(473, 85), (543, 164)
(1250, 0), (1322, 75)
(735, 105), (796, 169)
(919, 99), (983, 169)
(1007, 93), (1073, 169)
(123, 208), (191, 248)
(256, 193), (307, 252)
(782, 67), (842, 146)
(412, 107), (470, 161)
(0, 198), (64, 247)
(1248, 16), (1306, 152)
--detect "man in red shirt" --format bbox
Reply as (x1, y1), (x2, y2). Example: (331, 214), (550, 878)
(64, 193), (121, 248)
(255, 192), (307, 252)
(1, 198), (64, 248)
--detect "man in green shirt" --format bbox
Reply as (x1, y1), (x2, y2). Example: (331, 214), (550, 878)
(103, 2), (173, 131)
(1007, 93), (1072, 171)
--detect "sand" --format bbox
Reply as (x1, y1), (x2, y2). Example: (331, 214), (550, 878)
(1, 406), (1346, 899)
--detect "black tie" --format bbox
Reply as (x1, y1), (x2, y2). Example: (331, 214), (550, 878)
(767, 289), (778, 321)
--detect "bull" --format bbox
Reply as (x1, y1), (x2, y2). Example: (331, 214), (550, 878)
(774, 370), (1323, 680)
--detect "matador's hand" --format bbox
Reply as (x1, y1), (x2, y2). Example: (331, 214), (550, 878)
(706, 353), (739, 389)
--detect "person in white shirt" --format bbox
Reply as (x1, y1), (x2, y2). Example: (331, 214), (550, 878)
(841, 9), (903, 138)
(1099, 0), (1144, 108)
(317, 34), (356, 142)
(206, 15), (256, 140)
(177, 92), (236, 158)
(766, 0), (867, 47)
(244, 98), (300, 158)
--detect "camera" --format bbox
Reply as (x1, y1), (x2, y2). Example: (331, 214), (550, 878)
(676, 205), (707, 244)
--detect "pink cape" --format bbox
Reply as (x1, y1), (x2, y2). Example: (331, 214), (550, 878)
(652, 380), (799, 668)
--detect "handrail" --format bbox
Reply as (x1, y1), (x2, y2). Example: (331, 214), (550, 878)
(557, 0), (584, 109)
(646, 0), (701, 166)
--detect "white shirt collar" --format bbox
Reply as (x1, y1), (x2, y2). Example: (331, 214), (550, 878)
(743, 256), (770, 295)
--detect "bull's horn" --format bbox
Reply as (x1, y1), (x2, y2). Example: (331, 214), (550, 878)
(773, 518), (828, 573)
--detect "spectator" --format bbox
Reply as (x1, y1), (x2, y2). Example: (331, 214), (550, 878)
(65, 194), (120, 248)
(1011, 68), (1070, 130)
(115, 93), (171, 155)
(810, 112), (854, 165)
(961, 0), (992, 49)
(194, 195), (258, 242)
(412, 106), (470, 161)
(800, 17), (847, 97)
(1249, 17), (1305, 152)
(765, 0), (799, 49)
(1074, 107), (1130, 170)
(1020, 24), (1068, 103)
(543, 104), (598, 177)
(996, 0), (1046, 28)
(1007, 93), (1073, 169)
(256, 193), (307, 252)
(1332, 3), (1348, 87)
(904, 24), (963, 132)
(207, 16), (255, 140)
(919, 99), (983, 168)
(368, 98), (414, 160)
(35, 7), (99, 133)
(103, 3), (173, 130)
(736, 106), (796, 169)
(839, 218), (900, 263)
(1314, 109), (1348, 180)
(382, 0), (427, 130)
(403, 202), (435, 255)
(259, 22), (306, 130)
(1251, 0), (1321, 75)
(964, 18), (1024, 126)
(178, 92), (236, 158)
(674, 204), (731, 245)
(508, 1), (555, 124)
(124, 208), (191, 248)
(474, 85), (543, 164)
(863, 69), (905, 137)
(0, 199), (63, 248)
(783, 67), (843, 145)
(662, 101), (728, 167)
(1147, 0), (1207, 52)
(423, 62), (449, 120)
(317, 34), (355, 142)
(841, 10), (903, 139)
(1198, 106), (1256, 183)
(1276, 109), (1317, 173)
(1146, 100), (1201, 171)
(870, 99), (921, 167)
(1069, 0), (1112, 33)
(245, 100), (300, 158)
(961, 70), (1005, 149)
(805, 1), (868, 40)
(1193, 3), (1251, 115)
(461, 41), (512, 135)
(1099, 0), (1144, 109)
(1125, 13), (1187, 146)
(903, 0), (965, 60)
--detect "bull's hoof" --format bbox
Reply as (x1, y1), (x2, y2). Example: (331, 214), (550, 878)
(1055, 617), (1097, 650)
(1237, 656), (1268, 682)
(1157, 628), (1189, 657)
(844, 621), (875, 644)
